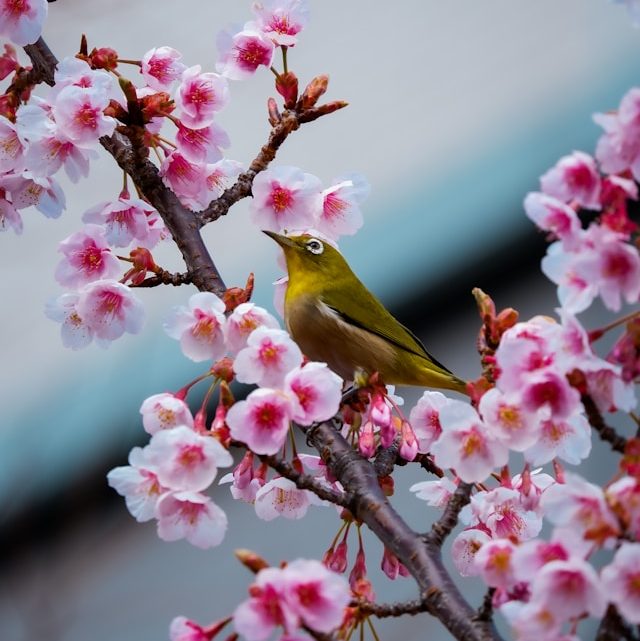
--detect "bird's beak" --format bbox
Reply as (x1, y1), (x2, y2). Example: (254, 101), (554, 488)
(262, 230), (296, 249)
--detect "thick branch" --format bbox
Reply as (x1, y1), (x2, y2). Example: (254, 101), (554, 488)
(304, 420), (501, 641)
(22, 37), (57, 86)
(426, 482), (473, 547)
(582, 394), (628, 454)
(596, 605), (636, 641)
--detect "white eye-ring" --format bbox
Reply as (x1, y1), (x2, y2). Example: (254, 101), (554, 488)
(305, 238), (324, 255)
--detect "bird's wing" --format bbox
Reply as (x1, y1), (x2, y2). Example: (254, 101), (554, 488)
(320, 286), (453, 375)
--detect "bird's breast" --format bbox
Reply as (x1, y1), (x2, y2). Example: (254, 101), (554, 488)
(284, 294), (397, 382)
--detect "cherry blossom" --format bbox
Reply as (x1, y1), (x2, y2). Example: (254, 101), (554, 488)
(250, 165), (322, 232)
(1, 172), (65, 218)
(474, 538), (518, 589)
(0, 115), (25, 172)
(523, 192), (581, 250)
(539, 151), (601, 210)
(226, 388), (292, 455)
(606, 476), (640, 539)
(233, 567), (298, 641)
(140, 392), (195, 435)
(430, 400), (508, 483)
(175, 121), (230, 164)
(175, 65), (230, 128)
(500, 601), (561, 641)
(0, 195), (22, 233)
(601, 542), (640, 623)
(315, 174), (369, 240)
(234, 326), (303, 388)
(0, 0), (47, 46)
(252, 0), (310, 46)
(44, 292), (95, 349)
(164, 292), (227, 362)
(107, 446), (166, 522)
(141, 46), (186, 91)
(476, 487), (543, 541)
(52, 57), (119, 101)
(75, 279), (145, 341)
(524, 412), (591, 466)
(282, 559), (350, 633)
(408, 390), (453, 453)
(283, 362), (342, 425)
(159, 151), (207, 202)
(52, 85), (116, 147)
(225, 302), (280, 353)
(145, 425), (233, 492)
(520, 369), (581, 419)
(156, 491), (228, 549)
(54, 224), (120, 288)
(198, 158), (244, 206)
(410, 476), (457, 507)
(511, 537), (571, 584)
(254, 477), (321, 520)
(216, 27), (275, 80)
(451, 528), (492, 577)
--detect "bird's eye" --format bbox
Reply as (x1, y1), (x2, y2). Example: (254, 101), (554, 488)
(305, 238), (324, 255)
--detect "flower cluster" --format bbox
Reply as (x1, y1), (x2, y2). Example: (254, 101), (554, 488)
(108, 291), (344, 545)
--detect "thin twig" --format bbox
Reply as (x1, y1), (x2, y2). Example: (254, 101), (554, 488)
(426, 482), (473, 547)
(472, 588), (496, 624)
(130, 270), (192, 288)
(357, 598), (428, 618)
(582, 394), (628, 454)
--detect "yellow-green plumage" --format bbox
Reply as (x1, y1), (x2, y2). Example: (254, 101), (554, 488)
(264, 231), (468, 395)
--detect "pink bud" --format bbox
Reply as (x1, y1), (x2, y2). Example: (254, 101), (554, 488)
(328, 539), (348, 574)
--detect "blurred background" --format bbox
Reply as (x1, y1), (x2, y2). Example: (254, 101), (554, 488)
(1, 1), (639, 639)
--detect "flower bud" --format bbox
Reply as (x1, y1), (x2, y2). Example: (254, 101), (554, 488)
(275, 71), (298, 109)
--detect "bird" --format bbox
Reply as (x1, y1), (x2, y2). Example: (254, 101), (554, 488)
(263, 231), (468, 394)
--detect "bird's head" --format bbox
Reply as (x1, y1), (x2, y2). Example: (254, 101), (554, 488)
(263, 231), (347, 282)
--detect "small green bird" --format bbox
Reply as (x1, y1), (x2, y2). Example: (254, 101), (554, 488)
(264, 231), (468, 394)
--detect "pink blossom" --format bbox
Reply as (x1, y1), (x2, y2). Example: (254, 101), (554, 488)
(198, 158), (244, 205)
(315, 174), (369, 240)
(159, 151), (207, 202)
(451, 528), (492, 577)
(164, 292), (227, 362)
(0, 43), (19, 80)
(540, 151), (601, 210)
(524, 412), (591, 466)
(76, 279), (145, 341)
(282, 559), (350, 633)
(606, 476), (640, 539)
(410, 476), (457, 507)
(1, 172), (65, 218)
(529, 558), (606, 619)
(225, 302), (280, 353)
(107, 446), (166, 522)
(52, 85), (116, 147)
(594, 87), (640, 181)
(511, 538), (571, 584)
(44, 292), (94, 349)
(250, 165), (322, 233)
(141, 46), (186, 91)
(226, 388), (292, 455)
(408, 390), (453, 453)
(474, 538), (518, 589)
(0, 115), (25, 172)
(83, 194), (161, 248)
(500, 601), (561, 641)
(479, 388), (540, 451)
(234, 567), (298, 641)
(0, 196), (22, 233)
(479, 487), (542, 541)
(283, 362), (342, 425)
(54, 224), (120, 288)
(140, 392), (195, 434)
(523, 192), (581, 250)
(156, 491), (228, 548)
(52, 57), (119, 101)
(541, 473), (620, 545)
(0, 0), (47, 46)
(175, 65), (229, 128)
(175, 121), (230, 164)
(254, 477), (321, 520)
(430, 400), (508, 483)
(145, 425), (233, 492)
(169, 616), (210, 641)
(520, 369), (581, 419)
(252, 0), (310, 46)
(216, 27), (275, 80)
(601, 542), (640, 623)
(584, 365), (637, 413)
(234, 327), (303, 388)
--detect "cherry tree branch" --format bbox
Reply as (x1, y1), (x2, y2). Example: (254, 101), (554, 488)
(426, 482), (473, 547)
(303, 420), (502, 641)
(582, 394), (628, 454)
(357, 597), (429, 618)
(596, 605), (637, 641)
